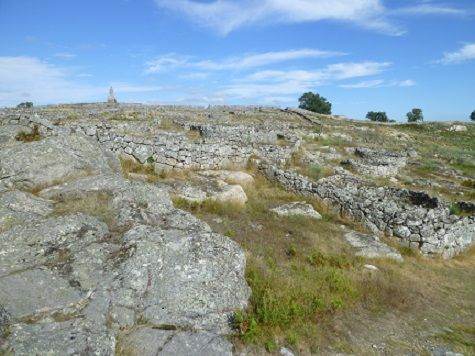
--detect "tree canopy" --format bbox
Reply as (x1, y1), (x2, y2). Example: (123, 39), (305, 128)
(16, 102), (33, 109)
(471, 110), (475, 121)
(366, 111), (389, 122)
(407, 108), (423, 123)
(298, 92), (332, 115)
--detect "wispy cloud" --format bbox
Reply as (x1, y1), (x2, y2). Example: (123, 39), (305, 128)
(216, 61), (392, 101)
(438, 43), (475, 64)
(145, 49), (346, 73)
(53, 52), (77, 60)
(0, 56), (165, 106)
(155, 0), (401, 35)
(340, 79), (415, 88)
(392, 4), (466, 16)
(244, 62), (391, 83)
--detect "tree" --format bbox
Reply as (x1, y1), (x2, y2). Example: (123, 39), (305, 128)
(298, 92), (332, 114)
(366, 111), (389, 122)
(471, 110), (475, 121)
(407, 108), (423, 123)
(16, 102), (33, 109)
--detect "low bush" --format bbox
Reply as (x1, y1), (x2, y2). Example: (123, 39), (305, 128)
(15, 125), (41, 142)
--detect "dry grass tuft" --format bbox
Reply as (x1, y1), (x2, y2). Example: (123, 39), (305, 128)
(15, 125), (42, 142)
(53, 191), (115, 227)
(120, 156), (165, 183)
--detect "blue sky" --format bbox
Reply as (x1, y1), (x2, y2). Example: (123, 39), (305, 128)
(0, 0), (474, 121)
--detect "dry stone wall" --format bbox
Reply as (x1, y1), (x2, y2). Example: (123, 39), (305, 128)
(259, 163), (475, 258)
(1, 106), (474, 258)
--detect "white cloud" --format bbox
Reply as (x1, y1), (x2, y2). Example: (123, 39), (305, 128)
(156, 0), (401, 35)
(340, 79), (415, 88)
(340, 79), (385, 88)
(145, 49), (345, 73)
(218, 61), (392, 101)
(53, 52), (77, 60)
(245, 62), (391, 83)
(439, 43), (475, 64)
(392, 4), (466, 16)
(0, 56), (165, 107)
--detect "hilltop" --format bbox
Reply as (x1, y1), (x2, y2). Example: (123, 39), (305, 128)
(0, 103), (474, 355)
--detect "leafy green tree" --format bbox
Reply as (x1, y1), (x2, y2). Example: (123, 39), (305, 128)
(16, 102), (33, 109)
(366, 111), (389, 122)
(298, 92), (332, 114)
(470, 110), (475, 121)
(407, 108), (423, 123)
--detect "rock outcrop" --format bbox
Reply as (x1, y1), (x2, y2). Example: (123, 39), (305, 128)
(0, 133), (250, 354)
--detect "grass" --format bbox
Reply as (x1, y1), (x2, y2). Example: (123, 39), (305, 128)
(52, 191), (115, 227)
(172, 171), (434, 353)
(119, 156), (167, 182)
(299, 163), (333, 181)
(435, 324), (475, 353)
(15, 125), (42, 142)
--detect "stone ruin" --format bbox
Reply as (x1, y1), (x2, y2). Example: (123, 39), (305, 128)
(0, 103), (473, 259)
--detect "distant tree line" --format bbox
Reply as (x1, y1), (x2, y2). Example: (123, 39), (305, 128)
(297, 92), (462, 123)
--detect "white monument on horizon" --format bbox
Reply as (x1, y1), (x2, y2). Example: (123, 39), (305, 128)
(107, 86), (117, 104)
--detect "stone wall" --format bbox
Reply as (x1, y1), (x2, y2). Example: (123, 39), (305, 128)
(0, 110), (297, 170)
(1, 107), (474, 258)
(259, 163), (475, 258)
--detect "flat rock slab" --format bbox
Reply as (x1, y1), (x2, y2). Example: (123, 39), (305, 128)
(345, 231), (403, 262)
(120, 326), (233, 356)
(199, 170), (254, 186)
(271, 202), (322, 220)
(5, 319), (115, 355)
(174, 180), (248, 205)
(0, 214), (109, 277)
(0, 135), (119, 190)
(0, 190), (54, 232)
(112, 225), (250, 333)
(0, 268), (81, 319)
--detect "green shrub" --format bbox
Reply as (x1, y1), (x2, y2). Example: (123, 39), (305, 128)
(15, 125), (41, 142)
(449, 203), (461, 216)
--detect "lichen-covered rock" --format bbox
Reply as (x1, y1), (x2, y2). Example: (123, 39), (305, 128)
(4, 319), (115, 355)
(0, 135), (120, 190)
(0, 124), (31, 144)
(211, 183), (248, 205)
(0, 268), (82, 319)
(270, 201), (322, 220)
(0, 214), (109, 277)
(0, 305), (11, 339)
(111, 225), (250, 333)
(199, 170), (254, 186)
(0, 190), (54, 232)
(119, 326), (233, 356)
(345, 231), (403, 262)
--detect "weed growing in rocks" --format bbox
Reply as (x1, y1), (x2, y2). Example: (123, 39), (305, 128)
(120, 156), (166, 183)
(15, 125), (41, 142)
